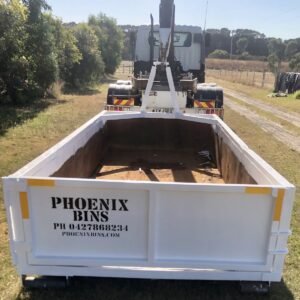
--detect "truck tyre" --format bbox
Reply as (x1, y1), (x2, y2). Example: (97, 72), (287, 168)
(239, 281), (270, 294)
(22, 275), (71, 289)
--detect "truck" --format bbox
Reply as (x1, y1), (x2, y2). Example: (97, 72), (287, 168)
(2, 0), (295, 294)
(107, 0), (224, 116)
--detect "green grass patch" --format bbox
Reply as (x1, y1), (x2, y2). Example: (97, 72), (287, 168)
(226, 95), (300, 136)
(207, 76), (300, 114)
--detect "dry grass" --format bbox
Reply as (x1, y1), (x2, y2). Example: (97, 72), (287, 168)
(47, 81), (64, 99)
(207, 69), (275, 89)
(206, 58), (290, 72)
(114, 61), (134, 80)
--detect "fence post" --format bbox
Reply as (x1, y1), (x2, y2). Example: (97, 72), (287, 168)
(252, 72), (256, 86)
(261, 71), (266, 88)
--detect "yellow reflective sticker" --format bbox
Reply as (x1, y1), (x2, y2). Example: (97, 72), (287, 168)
(20, 192), (29, 219)
(273, 189), (285, 221)
(27, 179), (55, 187)
(245, 187), (272, 195)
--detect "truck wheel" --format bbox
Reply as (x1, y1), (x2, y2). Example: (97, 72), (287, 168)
(134, 95), (142, 106)
(107, 88), (115, 105)
(239, 281), (270, 294)
(22, 275), (71, 289)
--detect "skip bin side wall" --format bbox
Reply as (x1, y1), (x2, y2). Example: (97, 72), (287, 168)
(8, 111), (293, 187)
(2, 112), (295, 282)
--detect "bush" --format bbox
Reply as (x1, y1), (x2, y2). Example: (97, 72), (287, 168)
(47, 81), (64, 99)
(67, 24), (105, 88)
(208, 49), (230, 59)
(289, 52), (300, 72)
(88, 14), (124, 74)
(240, 51), (251, 60)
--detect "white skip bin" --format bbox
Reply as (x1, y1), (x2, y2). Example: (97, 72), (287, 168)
(2, 111), (295, 287)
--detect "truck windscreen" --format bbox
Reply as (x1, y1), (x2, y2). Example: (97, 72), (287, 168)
(152, 31), (192, 47)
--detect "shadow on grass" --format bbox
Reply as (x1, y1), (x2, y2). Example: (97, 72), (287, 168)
(0, 99), (67, 137)
(101, 73), (132, 84)
(63, 86), (101, 96)
(63, 75), (127, 95)
(101, 77), (119, 84)
(16, 277), (294, 300)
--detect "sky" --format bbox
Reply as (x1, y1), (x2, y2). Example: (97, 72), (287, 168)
(47, 0), (300, 40)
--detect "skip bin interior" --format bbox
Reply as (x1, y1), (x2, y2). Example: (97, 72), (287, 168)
(52, 118), (256, 184)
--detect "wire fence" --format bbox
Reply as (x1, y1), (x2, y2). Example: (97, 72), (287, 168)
(117, 62), (133, 75)
(207, 69), (275, 90)
(118, 62), (276, 91)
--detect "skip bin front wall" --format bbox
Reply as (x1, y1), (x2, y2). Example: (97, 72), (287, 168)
(2, 112), (295, 282)
(3, 177), (294, 282)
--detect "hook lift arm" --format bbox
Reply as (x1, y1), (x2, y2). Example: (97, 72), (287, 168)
(142, 0), (180, 114)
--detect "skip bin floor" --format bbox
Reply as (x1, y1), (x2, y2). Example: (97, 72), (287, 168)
(94, 148), (224, 184)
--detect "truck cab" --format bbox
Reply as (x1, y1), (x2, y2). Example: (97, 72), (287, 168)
(134, 25), (206, 83)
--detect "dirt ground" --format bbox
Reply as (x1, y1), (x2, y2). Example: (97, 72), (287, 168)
(95, 148), (224, 183)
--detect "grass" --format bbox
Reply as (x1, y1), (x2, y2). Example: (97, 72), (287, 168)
(224, 108), (300, 299)
(206, 58), (290, 72)
(207, 76), (300, 114)
(226, 95), (300, 136)
(0, 78), (299, 299)
(0, 85), (107, 300)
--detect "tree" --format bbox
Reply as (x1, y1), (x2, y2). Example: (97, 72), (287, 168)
(220, 28), (231, 37)
(268, 38), (286, 73)
(205, 28), (268, 59)
(44, 14), (82, 83)
(0, 0), (29, 104)
(89, 14), (124, 74)
(68, 24), (105, 87)
(22, 0), (50, 22)
(23, 0), (59, 96)
(289, 52), (300, 72)
(236, 37), (249, 54)
(285, 40), (299, 59)
(208, 49), (229, 59)
(235, 29), (265, 39)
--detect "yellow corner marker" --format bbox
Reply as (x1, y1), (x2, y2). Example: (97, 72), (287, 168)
(27, 179), (55, 187)
(273, 189), (285, 222)
(20, 192), (29, 220)
(245, 187), (272, 195)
